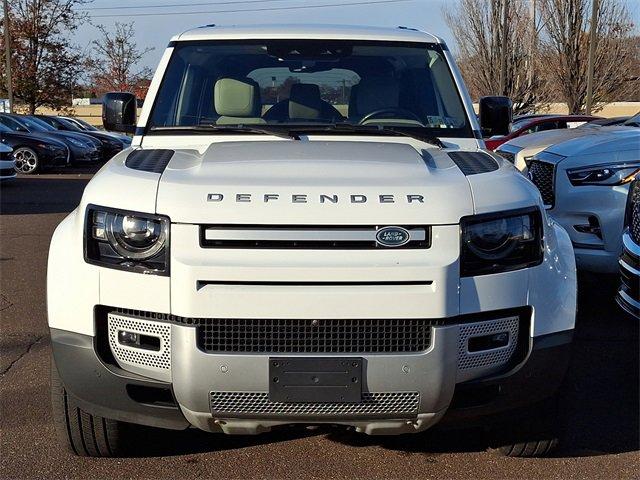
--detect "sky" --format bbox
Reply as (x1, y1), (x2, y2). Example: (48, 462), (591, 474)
(74, 0), (640, 70)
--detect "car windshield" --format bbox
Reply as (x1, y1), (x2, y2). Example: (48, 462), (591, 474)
(0, 123), (11, 133)
(26, 116), (57, 131)
(15, 116), (51, 132)
(623, 113), (640, 127)
(72, 118), (99, 131)
(0, 115), (34, 132)
(148, 40), (472, 137)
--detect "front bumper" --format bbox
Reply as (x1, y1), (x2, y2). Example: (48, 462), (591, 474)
(616, 232), (640, 318)
(0, 159), (16, 180)
(51, 307), (572, 436)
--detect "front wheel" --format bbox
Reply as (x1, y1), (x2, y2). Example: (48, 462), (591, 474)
(486, 397), (562, 457)
(13, 147), (40, 174)
(50, 361), (137, 457)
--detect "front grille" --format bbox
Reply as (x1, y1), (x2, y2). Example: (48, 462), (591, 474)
(200, 225), (430, 249)
(209, 391), (420, 417)
(627, 179), (640, 244)
(528, 160), (555, 207)
(197, 318), (435, 353)
(0, 168), (15, 177)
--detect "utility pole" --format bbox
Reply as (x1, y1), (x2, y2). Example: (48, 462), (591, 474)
(499, 0), (509, 96)
(585, 0), (599, 115)
(2, 0), (13, 113)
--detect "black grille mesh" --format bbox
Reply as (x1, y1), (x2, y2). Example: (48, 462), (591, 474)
(110, 309), (438, 354)
(628, 179), (640, 244)
(198, 318), (436, 353)
(528, 161), (555, 207)
(125, 149), (174, 173)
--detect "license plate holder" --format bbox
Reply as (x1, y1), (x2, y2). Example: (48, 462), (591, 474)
(269, 357), (362, 403)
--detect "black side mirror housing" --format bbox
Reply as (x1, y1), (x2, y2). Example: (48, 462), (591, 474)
(102, 92), (137, 133)
(479, 96), (513, 137)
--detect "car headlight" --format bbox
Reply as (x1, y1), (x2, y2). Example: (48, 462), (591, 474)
(461, 207), (543, 277)
(37, 143), (57, 151)
(68, 138), (87, 148)
(85, 206), (169, 275)
(567, 162), (640, 186)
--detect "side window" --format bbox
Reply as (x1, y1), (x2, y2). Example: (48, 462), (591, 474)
(534, 121), (559, 132)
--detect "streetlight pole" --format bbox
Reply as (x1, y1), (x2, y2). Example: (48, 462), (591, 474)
(3, 0), (13, 113)
(585, 0), (599, 115)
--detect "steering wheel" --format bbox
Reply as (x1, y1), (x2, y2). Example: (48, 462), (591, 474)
(358, 108), (423, 125)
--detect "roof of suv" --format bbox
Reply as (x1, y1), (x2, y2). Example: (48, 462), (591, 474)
(175, 24), (442, 44)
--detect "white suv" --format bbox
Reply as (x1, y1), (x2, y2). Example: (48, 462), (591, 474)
(48, 24), (576, 458)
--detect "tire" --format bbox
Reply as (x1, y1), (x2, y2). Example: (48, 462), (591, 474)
(50, 361), (136, 457)
(486, 398), (561, 458)
(13, 147), (40, 174)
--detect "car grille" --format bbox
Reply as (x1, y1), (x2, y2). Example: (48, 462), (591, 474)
(0, 168), (15, 177)
(496, 150), (515, 164)
(527, 160), (556, 208)
(200, 225), (430, 249)
(209, 391), (420, 417)
(628, 180), (640, 244)
(196, 318), (435, 353)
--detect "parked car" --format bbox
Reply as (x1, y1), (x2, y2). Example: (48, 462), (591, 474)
(485, 114), (599, 151)
(0, 114), (102, 168)
(48, 24), (576, 459)
(526, 113), (640, 273)
(0, 143), (16, 182)
(61, 116), (133, 148)
(34, 115), (130, 161)
(617, 177), (639, 318)
(495, 113), (639, 171)
(0, 122), (69, 173)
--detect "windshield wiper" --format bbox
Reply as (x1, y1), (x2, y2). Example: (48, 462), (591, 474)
(286, 124), (445, 148)
(150, 124), (299, 140)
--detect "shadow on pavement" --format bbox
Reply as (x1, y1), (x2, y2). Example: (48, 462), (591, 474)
(0, 175), (93, 215)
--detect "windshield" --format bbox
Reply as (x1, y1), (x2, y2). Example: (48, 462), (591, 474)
(148, 40), (471, 137)
(0, 115), (34, 132)
(16, 116), (52, 132)
(72, 118), (98, 131)
(623, 113), (640, 127)
(26, 116), (57, 131)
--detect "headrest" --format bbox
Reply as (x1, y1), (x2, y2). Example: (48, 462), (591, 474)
(288, 83), (322, 120)
(214, 78), (261, 117)
(354, 77), (400, 117)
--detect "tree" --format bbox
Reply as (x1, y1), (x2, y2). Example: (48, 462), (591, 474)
(0, 0), (88, 113)
(443, 0), (552, 115)
(89, 22), (154, 98)
(539, 0), (637, 113)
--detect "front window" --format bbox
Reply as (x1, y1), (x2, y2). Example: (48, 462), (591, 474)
(148, 40), (472, 137)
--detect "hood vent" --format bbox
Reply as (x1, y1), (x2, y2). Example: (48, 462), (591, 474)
(125, 149), (174, 173)
(448, 151), (499, 175)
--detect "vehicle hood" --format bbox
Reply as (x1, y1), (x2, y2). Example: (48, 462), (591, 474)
(1, 131), (67, 148)
(49, 131), (100, 148)
(155, 141), (475, 225)
(501, 127), (594, 150)
(545, 126), (639, 158)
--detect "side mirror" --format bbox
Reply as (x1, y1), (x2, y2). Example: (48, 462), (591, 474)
(102, 92), (137, 133)
(479, 96), (512, 137)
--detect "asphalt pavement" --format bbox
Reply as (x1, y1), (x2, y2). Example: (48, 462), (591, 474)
(0, 169), (638, 479)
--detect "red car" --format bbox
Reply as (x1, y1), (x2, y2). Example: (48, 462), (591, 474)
(484, 114), (600, 151)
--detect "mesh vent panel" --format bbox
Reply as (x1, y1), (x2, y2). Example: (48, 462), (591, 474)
(457, 317), (519, 371)
(108, 314), (171, 371)
(528, 161), (555, 207)
(210, 391), (420, 416)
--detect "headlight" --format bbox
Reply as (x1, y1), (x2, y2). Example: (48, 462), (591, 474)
(85, 206), (169, 275)
(37, 143), (57, 151)
(68, 138), (87, 148)
(461, 207), (543, 277)
(567, 162), (640, 186)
